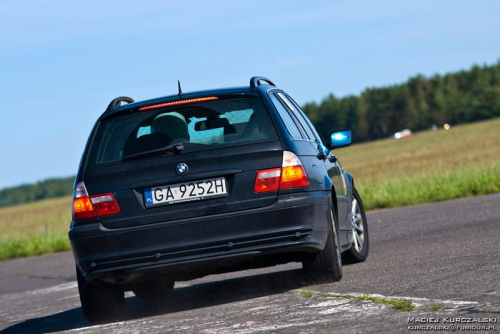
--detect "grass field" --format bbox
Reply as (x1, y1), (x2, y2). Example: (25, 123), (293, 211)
(336, 118), (500, 210)
(0, 197), (71, 260)
(1, 118), (499, 260)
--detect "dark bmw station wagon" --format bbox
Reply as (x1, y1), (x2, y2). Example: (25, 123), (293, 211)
(69, 77), (369, 322)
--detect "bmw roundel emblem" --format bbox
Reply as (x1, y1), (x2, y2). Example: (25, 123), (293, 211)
(176, 163), (189, 175)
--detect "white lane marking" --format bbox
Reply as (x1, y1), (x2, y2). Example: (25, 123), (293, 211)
(245, 306), (271, 312)
(219, 319), (331, 334)
(317, 292), (479, 307)
(58, 294), (80, 301)
(26, 282), (77, 295)
(66, 320), (130, 332)
(387, 296), (478, 306)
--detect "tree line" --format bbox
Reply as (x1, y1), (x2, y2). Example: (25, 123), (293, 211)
(0, 177), (74, 208)
(302, 61), (500, 142)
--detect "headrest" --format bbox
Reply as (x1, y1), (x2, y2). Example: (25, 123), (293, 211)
(152, 112), (190, 143)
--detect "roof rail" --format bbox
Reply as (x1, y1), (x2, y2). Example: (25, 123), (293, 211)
(105, 96), (135, 113)
(250, 76), (275, 90)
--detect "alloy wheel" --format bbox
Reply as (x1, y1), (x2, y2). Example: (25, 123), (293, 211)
(350, 198), (365, 252)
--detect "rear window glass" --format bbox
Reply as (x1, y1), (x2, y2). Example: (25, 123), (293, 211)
(87, 96), (278, 167)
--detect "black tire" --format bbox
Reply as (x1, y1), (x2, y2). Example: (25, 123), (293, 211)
(343, 187), (369, 263)
(132, 280), (175, 300)
(302, 203), (343, 283)
(76, 267), (124, 323)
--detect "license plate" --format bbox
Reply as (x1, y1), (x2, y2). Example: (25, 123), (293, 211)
(144, 177), (227, 207)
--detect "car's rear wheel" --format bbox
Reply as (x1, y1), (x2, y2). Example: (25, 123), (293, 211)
(76, 267), (124, 323)
(302, 203), (343, 282)
(132, 280), (175, 300)
(343, 187), (369, 263)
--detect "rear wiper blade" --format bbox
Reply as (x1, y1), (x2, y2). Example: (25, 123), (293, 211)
(122, 143), (184, 162)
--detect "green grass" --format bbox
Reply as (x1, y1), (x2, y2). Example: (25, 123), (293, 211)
(0, 197), (72, 260)
(426, 304), (445, 311)
(336, 118), (500, 210)
(300, 290), (314, 298)
(300, 290), (415, 312)
(0, 233), (70, 260)
(324, 293), (415, 312)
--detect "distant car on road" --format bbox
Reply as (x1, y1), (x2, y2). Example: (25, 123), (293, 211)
(69, 77), (369, 322)
(393, 129), (412, 139)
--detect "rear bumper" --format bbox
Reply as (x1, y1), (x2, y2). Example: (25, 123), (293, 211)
(69, 191), (331, 283)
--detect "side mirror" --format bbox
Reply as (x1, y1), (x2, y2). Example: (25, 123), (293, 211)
(330, 130), (352, 149)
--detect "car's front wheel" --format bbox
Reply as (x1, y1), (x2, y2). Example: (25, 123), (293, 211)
(343, 187), (369, 263)
(302, 204), (343, 282)
(76, 267), (124, 323)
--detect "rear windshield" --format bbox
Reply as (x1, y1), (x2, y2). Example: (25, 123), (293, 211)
(87, 96), (278, 167)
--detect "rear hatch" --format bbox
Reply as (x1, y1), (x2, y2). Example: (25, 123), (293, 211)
(83, 94), (283, 229)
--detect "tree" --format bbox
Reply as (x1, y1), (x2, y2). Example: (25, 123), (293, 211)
(301, 61), (500, 142)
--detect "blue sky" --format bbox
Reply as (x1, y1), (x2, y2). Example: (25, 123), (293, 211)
(1, 0), (499, 189)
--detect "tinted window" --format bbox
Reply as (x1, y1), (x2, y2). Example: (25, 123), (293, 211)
(284, 92), (325, 144)
(277, 92), (314, 141)
(269, 93), (304, 140)
(88, 97), (278, 166)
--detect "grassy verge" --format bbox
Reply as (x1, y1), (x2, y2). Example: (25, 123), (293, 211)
(337, 118), (500, 210)
(0, 197), (72, 260)
(357, 165), (500, 210)
(0, 233), (70, 260)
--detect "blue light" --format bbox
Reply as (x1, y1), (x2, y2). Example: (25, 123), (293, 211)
(330, 130), (352, 148)
(332, 133), (347, 141)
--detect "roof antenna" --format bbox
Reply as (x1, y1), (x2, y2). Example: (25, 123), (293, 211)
(178, 80), (183, 97)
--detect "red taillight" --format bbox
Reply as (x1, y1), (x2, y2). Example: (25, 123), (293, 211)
(91, 193), (120, 216)
(255, 168), (281, 193)
(72, 182), (120, 220)
(138, 96), (219, 111)
(73, 196), (96, 220)
(254, 152), (309, 193)
(280, 165), (309, 189)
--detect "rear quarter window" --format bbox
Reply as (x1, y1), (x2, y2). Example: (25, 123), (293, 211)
(277, 92), (315, 141)
(284, 92), (325, 144)
(269, 93), (304, 140)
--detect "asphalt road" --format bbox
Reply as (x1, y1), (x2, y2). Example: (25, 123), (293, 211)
(1, 194), (499, 333)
